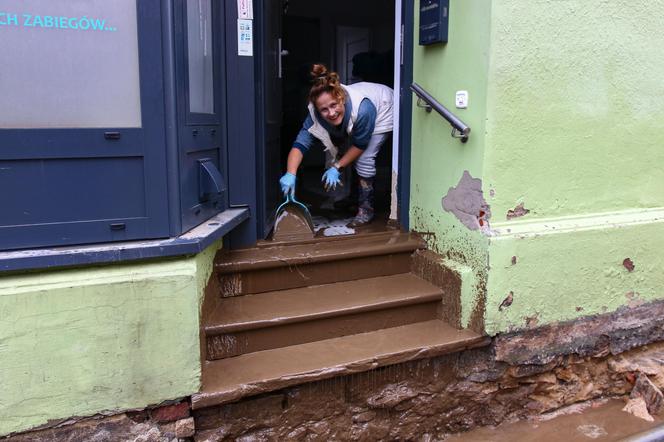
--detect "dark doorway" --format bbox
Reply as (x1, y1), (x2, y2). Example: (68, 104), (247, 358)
(258, 0), (396, 239)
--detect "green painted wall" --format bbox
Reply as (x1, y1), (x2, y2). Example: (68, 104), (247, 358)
(410, 0), (493, 327)
(486, 211), (664, 334)
(0, 241), (219, 437)
(410, 1), (664, 334)
(484, 1), (664, 220)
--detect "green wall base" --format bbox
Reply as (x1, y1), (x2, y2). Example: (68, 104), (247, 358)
(0, 241), (220, 437)
(485, 209), (664, 335)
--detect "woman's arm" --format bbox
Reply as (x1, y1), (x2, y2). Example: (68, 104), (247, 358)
(286, 147), (304, 175)
(336, 146), (363, 169)
(335, 98), (376, 168)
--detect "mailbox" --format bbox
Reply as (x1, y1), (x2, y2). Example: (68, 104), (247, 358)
(419, 0), (449, 45)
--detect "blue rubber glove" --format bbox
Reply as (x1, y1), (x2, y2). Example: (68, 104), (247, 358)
(321, 167), (341, 191)
(279, 172), (296, 197)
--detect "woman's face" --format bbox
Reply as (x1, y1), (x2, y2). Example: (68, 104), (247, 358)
(315, 92), (344, 126)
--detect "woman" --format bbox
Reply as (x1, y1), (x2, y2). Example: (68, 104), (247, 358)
(279, 64), (393, 227)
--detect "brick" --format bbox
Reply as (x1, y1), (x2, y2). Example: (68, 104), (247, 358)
(150, 401), (190, 423)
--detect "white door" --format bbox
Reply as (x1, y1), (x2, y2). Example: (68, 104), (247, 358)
(336, 26), (370, 84)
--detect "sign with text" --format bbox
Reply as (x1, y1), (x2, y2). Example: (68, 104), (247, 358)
(237, 19), (253, 56)
(0, 0), (141, 128)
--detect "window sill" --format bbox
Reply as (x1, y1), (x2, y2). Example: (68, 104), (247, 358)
(0, 208), (250, 274)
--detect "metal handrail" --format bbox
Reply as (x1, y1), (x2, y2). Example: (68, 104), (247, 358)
(410, 82), (470, 143)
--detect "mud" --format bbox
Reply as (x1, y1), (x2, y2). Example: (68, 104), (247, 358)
(219, 253), (413, 297)
(495, 298), (664, 366)
(216, 231), (423, 273)
(410, 249), (463, 329)
(195, 321), (488, 408)
(449, 399), (664, 441)
(214, 232), (422, 296)
(192, 341), (664, 441)
(4, 405), (190, 442)
(207, 301), (440, 359)
(201, 272), (223, 360)
(10, 339), (664, 441)
(272, 206), (314, 242)
(205, 273), (442, 359)
(195, 233), (664, 439)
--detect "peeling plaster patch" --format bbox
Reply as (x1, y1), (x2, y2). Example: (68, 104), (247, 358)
(499, 292), (513, 311)
(506, 202), (530, 220)
(626, 291), (645, 308)
(623, 258), (635, 272)
(489, 188), (495, 197)
(389, 170), (398, 220)
(441, 171), (492, 233)
(524, 313), (539, 328)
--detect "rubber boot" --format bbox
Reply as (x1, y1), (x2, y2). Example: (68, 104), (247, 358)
(348, 176), (374, 227)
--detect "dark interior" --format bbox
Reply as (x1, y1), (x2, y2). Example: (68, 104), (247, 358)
(279, 0), (396, 233)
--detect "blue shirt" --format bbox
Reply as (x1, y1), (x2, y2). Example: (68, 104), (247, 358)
(293, 95), (377, 154)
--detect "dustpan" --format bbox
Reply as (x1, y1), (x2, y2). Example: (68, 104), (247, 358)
(272, 193), (315, 241)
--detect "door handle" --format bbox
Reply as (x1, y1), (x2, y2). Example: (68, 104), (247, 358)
(198, 158), (226, 203)
(104, 131), (121, 140)
(278, 37), (289, 79)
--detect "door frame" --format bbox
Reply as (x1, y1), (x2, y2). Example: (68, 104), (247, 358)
(251, 0), (415, 241)
(397, 0), (414, 231)
(223, 0), (259, 248)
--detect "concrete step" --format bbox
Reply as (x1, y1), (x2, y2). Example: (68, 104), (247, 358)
(204, 273), (443, 359)
(215, 231), (425, 295)
(192, 319), (490, 410)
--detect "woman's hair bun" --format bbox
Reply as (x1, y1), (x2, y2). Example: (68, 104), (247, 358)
(310, 63), (328, 83)
(307, 63), (344, 103)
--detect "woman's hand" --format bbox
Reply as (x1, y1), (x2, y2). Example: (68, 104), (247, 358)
(321, 167), (341, 191)
(279, 173), (296, 196)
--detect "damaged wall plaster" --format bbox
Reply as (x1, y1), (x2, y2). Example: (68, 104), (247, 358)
(441, 171), (492, 233)
(409, 2), (492, 337)
(506, 203), (530, 220)
(486, 217), (664, 335)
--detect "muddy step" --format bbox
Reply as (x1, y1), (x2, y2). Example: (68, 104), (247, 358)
(205, 273), (443, 359)
(192, 319), (490, 409)
(255, 228), (401, 248)
(216, 231), (425, 295)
